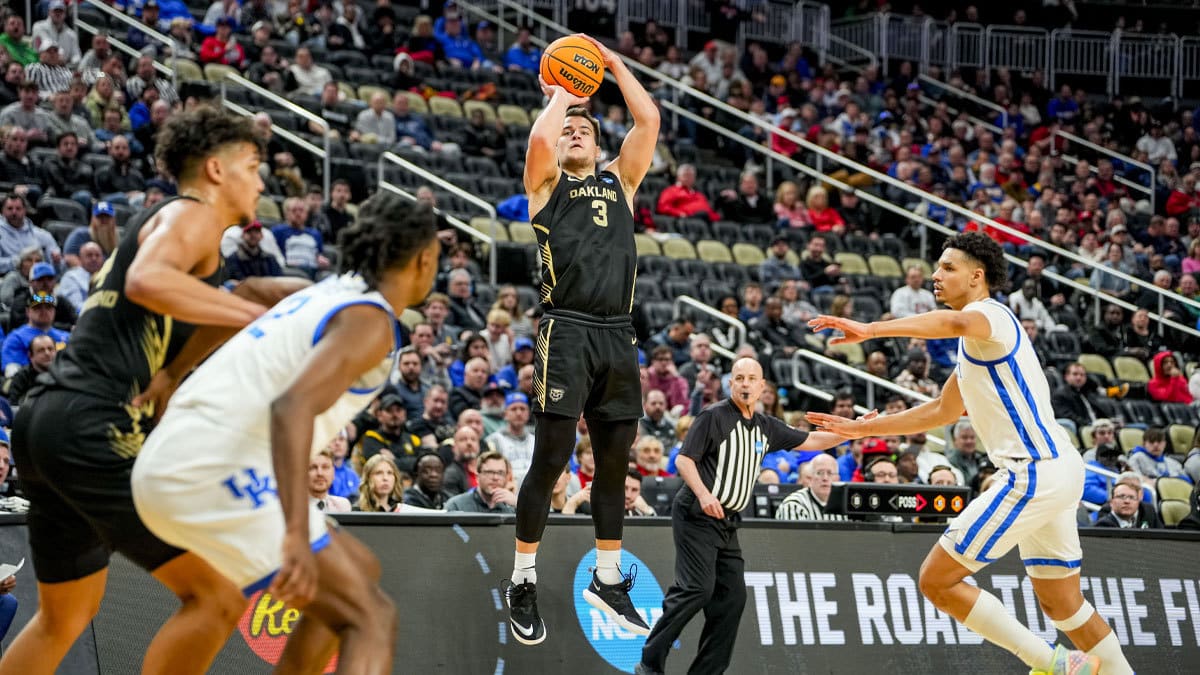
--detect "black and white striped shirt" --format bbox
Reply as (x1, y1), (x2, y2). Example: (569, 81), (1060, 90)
(775, 487), (847, 522)
(680, 399), (808, 513)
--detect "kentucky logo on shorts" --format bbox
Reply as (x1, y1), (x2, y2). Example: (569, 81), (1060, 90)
(222, 468), (278, 509)
(549, 388), (565, 402)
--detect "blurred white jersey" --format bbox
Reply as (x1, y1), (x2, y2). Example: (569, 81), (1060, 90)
(955, 298), (1075, 465)
(164, 273), (397, 451)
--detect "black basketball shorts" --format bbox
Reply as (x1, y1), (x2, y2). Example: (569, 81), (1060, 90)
(531, 309), (643, 422)
(12, 387), (185, 583)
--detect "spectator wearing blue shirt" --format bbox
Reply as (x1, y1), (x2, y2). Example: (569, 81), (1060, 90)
(495, 337), (533, 390)
(2, 291), (68, 376)
(392, 92), (436, 152)
(270, 197), (328, 278)
(328, 430), (359, 500)
(503, 26), (541, 73)
(437, 13), (486, 69)
(1046, 84), (1079, 124)
(966, 163), (1005, 204)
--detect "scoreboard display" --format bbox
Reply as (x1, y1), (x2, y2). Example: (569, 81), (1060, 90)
(827, 482), (972, 517)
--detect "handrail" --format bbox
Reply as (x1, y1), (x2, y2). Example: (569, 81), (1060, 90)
(1056, 154), (1149, 198)
(663, 100), (1200, 343)
(76, 0), (178, 90)
(824, 34), (878, 72)
(75, 18), (173, 79)
(917, 92), (1001, 134)
(220, 98), (326, 159)
(1052, 129), (1156, 214)
(917, 73), (1007, 130)
(378, 182), (497, 287)
(220, 71), (331, 198)
(674, 295), (746, 349)
(482, 0), (1200, 318)
(376, 152), (498, 285)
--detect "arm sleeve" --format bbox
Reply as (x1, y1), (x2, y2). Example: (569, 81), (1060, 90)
(765, 416), (809, 449)
(679, 409), (714, 461)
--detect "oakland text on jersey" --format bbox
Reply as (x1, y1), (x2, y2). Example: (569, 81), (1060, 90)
(568, 184), (619, 202)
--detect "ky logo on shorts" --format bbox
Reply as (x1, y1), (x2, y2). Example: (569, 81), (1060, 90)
(222, 468), (278, 509)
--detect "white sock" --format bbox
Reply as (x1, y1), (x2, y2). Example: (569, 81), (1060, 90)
(1087, 631), (1134, 675)
(512, 551), (536, 585)
(595, 548), (623, 585)
(962, 591), (1055, 670)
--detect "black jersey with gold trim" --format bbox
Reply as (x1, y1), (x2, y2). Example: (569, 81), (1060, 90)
(45, 196), (221, 407)
(530, 170), (636, 317)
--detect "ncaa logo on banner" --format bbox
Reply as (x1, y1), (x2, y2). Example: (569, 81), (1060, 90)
(573, 549), (665, 673)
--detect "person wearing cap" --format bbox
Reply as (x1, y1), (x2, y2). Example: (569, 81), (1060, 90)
(9, 259), (76, 331)
(64, 201), (119, 265)
(495, 336), (533, 393)
(479, 382), (507, 437)
(2, 285), (69, 376)
(758, 234), (801, 291)
(687, 39), (723, 87)
(436, 10), (492, 71)
(31, 0), (80, 67)
(473, 19), (502, 66)
(199, 16), (245, 67)
(201, 0), (243, 33)
(224, 220), (284, 281)
(0, 16), (37, 67)
(355, 393), (423, 474)
(25, 41), (72, 100)
(486, 391), (535, 482)
(504, 25), (540, 74)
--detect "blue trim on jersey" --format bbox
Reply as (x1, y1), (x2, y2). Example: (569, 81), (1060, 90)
(1005, 360), (1060, 459)
(975, 461), (1037, 562)
(986, 365), (1043, 460)
(241, 532), (333, 597)
(958, 299), (1022, 366)
(1023, 558), (1082, 569)
(311, 299), (397, 395)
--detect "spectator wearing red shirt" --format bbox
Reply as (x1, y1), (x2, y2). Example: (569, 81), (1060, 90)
(656, 163), (719, 221)
(634, 436), (671, 478)
(198, 17), (244, 67)
(968, 200), (1033, 253)
(1165, 174), (1199, 218)
(769, 107), (799, 157)
(804, 184), (845, 233)
(572, 438), (594, 492)
(1149, 351), (1193, 404)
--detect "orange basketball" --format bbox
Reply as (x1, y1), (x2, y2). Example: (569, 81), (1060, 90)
(540, 35), (605, 98)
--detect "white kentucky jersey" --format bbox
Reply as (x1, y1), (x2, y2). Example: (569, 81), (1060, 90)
(956, 298), (1075, 464)
(165, 273), (397, 453)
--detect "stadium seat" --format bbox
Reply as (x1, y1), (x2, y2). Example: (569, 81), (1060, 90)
(429, 97), (463, 117)
(400, 91), (429, 114)
(902, 257), (932, 277)
(699, 283), (733, 307)
(203, 63), (237, 82)
(827, 341), (865, 365)
(1112, 356), (1150, 383)
(711, 220), (741, 247)
(44, 220), (77, 247)
(834, 252), (869, 276)
(1079, 425), (1095, 450)
(696, 240), (733, 264)
(1157, 477), (1193, 502)
(742, 224), (774, 249)
(174, 59), (203, 82)
(732, 243), (765, 266)
(1162, 403), (1197, 426)
(674, 258), (710, 282)
(1045, 332), (1081, 368)
(470, 217), (506, 241)
(664, 278), (693, 299)
(1123, 399), (1165, 427)
(398, 307), (425, 331)
(636, 255), (673, 278)
(1118, 427), (1143, 453)
(111, 204), (137, 229)
(877, 235), (906, 260)
(675, 218), (712, 241)
(711, 262), (750, 288)
(497, 104), (529, 126)
(462, 100), (496, 122)
(867, 255), (904, 279)
(634, 233), (661, 257)
(357, 84), (389, 102)
(1168, 424), (1195, 454)
(661, 238), (697, 260)
(843, 232), (875, 256)
(643, 301), (674, 329)
(1077, 353), (1116, 381)
(851, 296), (883, 322)
(1160, 500), (1190, 527)
(255, 196), (281, 222)
(508, 222), (536, 244)
(635, 277), (665, 301)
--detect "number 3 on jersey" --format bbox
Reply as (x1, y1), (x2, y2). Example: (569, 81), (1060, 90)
(247, 294), (311, 338)
(591, 199), (608, 227)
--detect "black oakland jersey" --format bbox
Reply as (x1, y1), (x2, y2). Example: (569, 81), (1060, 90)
(46, 196), (220, 417)
(531, 170), (636, 317)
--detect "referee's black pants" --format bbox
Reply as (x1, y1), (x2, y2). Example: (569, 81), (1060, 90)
(641, 488), (745, 675)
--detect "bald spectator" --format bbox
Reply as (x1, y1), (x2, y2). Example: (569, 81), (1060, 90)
(775, 454), (846, 521)
(447, 268), (486, 332)
(353, 92), (396, 145)
(406, 384), (456, 446)
(678, 333), (718, 388)
(657, 164), (719, 221)
(57, 241), (104, 312)
(443, 424), (481, 496)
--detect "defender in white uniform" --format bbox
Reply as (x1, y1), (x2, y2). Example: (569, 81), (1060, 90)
(133, 274), (395, 589)
(133, 193), (441, 675)
(806, 233), (1133, 675)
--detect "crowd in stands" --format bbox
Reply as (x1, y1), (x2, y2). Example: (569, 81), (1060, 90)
(0, 0), (1193, 531)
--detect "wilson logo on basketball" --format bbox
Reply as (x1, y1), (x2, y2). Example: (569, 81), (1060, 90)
(554, 67), (597, 96)
(238, 590), (338, 673)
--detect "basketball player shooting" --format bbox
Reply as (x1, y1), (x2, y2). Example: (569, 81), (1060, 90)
(805, 233), (1133, 675)
(505, 34), (659, 645)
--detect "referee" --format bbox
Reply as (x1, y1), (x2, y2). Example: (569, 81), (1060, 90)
(636, 358), (848, 675)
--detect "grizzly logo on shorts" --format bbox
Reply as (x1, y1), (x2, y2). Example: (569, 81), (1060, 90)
(549, 388), (565, 402)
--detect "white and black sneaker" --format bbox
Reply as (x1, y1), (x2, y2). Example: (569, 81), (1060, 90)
(503, 579), (546, 645)
(581, 565), (651, 636)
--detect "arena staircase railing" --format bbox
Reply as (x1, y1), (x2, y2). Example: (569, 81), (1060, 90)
(377, 181), (497, 287)
(75, 0), (180, 91)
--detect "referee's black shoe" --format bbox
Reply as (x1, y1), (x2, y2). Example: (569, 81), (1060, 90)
(582, 565), (651, 636)
(503, 579), (546, 645)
